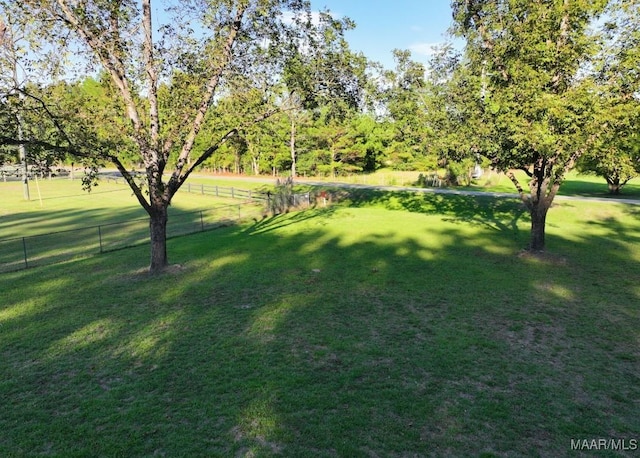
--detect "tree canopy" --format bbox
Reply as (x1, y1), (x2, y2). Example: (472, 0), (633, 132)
(435, 0), (609, 251)
(1, 0), (315, 272)
(579, 0), (640, 193)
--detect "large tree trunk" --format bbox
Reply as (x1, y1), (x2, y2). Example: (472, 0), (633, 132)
(529, 202), (549, 252)
(606, 177), (622, 195)
(508, 168), (556, 253)
(148, 204), (168, 274)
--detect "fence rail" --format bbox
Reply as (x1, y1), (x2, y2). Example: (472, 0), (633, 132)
(105, 177), (268, 201)
(0, 201), (263, 273)
(1, 178), (316, 273)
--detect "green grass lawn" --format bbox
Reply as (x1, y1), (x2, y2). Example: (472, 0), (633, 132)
(1, 182), (639, 456)
(0, 177), (270, 239)
(468, 170), (640, 198)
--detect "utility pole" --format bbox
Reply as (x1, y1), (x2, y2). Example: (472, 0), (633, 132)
(18, 115), (30, 200)
(2, 15), (30, 200)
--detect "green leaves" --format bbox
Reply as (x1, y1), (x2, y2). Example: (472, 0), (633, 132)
(282, 10), (369, 120)
(440, 0), (614, 249)
(573, 0), (640, 193)
(445, 0), (605, 167)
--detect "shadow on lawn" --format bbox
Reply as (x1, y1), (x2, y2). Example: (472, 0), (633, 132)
(345, 188), (528, 236)
(1, 201), (639, 456)
(242, 206), (339, 236)
(0, 205), (148, 237)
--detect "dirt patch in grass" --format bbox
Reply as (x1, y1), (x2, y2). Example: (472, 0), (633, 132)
(517, 250), (568, 266)
(124, 263), (189, 279)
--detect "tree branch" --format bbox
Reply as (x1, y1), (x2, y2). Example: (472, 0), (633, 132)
(142, 0), (160, 157)
(56, 0), (146, 150)
(106, 152), (151, 213)
(16, 88), (75, 146)
(0, 134), (152, 212)
(169, 4), (248, 183)
(169, 106), (281, 196)
(506, 170), (531, 209)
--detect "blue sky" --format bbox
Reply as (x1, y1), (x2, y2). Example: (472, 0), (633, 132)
(308, 0), (456, 69)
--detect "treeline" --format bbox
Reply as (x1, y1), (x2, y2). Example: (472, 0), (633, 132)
(2, 3), (638, 189)
(1, 0), (638, 270)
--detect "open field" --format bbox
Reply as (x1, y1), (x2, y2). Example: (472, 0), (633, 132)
(0, 177), (271, 239)
(1, 180), (639, 456)
(0, 178), (269, 272)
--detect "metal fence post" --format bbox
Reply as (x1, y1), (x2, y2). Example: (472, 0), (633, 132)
(22, 237), (28, 269)
(0, 184), (268, 272)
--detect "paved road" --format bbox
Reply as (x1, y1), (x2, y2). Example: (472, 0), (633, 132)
(124, 170), (640, 206)
(295, 179), (640, 206)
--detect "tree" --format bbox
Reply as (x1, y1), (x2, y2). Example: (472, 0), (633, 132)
(0, 12), (37, 200)
(2, 0), (310, 273)
(580, 0), (640, 194)
(282, 10), (370, 177)
(328, 113), (385, 174)
(381, 50), (433, 171)
(445, 0), (607, 251)
(578, 103), (640, 194)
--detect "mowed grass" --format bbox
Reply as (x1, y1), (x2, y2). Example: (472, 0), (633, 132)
(1, 183), (639, 456)
(468, 170), (640, 198)
(0, 177), (272, 239)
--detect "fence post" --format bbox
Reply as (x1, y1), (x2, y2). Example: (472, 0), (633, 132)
(201, 184), (204, 195)
(22, 237), (28, 269)
(231, 187), (235, 199)
(98, 225), (103, 253)
(200, 211), (204, 232)
(188, 183), (191, 193)
(238, 204), (241, 219)
(215, 186), (219, 197)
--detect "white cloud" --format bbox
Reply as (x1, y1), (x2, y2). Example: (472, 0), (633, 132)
(281, 10), (335, 27)
(408, 42), (442, 57)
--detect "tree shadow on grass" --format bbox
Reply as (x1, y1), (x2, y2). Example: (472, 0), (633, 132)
(0, 206), (148, 237)
(1, 201), (638, 456)
(241, 206), (339, 236)
(346, 188), (528, 237)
